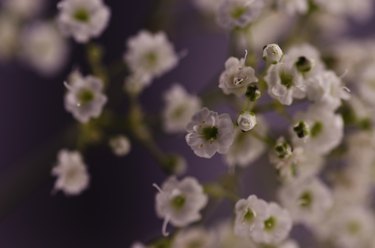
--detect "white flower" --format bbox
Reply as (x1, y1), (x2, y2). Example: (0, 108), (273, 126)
(234, 195), (268, 237)
(213, 220), (257, 248)
(186, 108), (235, 158)
(219, 55), (258, 96)
(251, 202), (293, 245)
(154, 177), (208, 236)
(3, 0), (45, 19)
(265, 62), (305, 105)
(292, 105), (344, 155)
(276, 0), (308, 15)
(263, 44), (283, 64)
(163, 84), (202, 133)
(278, 177), (333, 225)
(124, 31), (179, 80)
(279, 240), (300, 248)
(51, 149), (90, 196)
(20, 22), (68, 76)
(226, 116), (267, 167)
(217, 0), (265, 29)
(64, 70), (107, 123)
(306, 70), (350, 110)
(358, 63), (375, 106)
(0, 15), (19, 60)
(123, 72), (151, 95)
(109, 135), (131, 156)
(57, 0), (110, 43)
(237, 112), (256, 132)
(171, 227), (215, 248)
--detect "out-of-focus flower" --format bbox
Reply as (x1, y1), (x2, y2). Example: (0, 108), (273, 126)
(213, 220), (257, 248)
(154, 177), (208, 236)
(237, 111), (256, 132)
(193, 0), (221, 15)
(171, 227), (215, 248)
(163, 84), (201, 133)
(0, 15), (19, 61)
(276, 0), (308, 15)
(217, 0), (265, 29)
(219, 54), (258, 96)
(358, 63), (375, 107)
(64, 70), (107, 123)
(57, 0), (110, 43)
(2, 0), (45, 19)
(52, 149), (90, 196)
(124, 31), (179, 81)
(263, 43), (283, 64)
(109, 135), (131, 156)
(20, 22), (68, 76)
(186, 108), (235, 158)
(123, 72), (151, 95)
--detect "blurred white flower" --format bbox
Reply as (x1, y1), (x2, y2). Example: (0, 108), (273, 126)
(3, 0), (45, 19)
(20, 22), (68, 76)
(154, 177), (208, 236)
(226, 116), (267, 167)
(124, 31), (179, 81)
(278, 177), (333, 225)
(186, 108), (235, 158)
(237, 111), (256, 132)
(358, 63), (375, 107)
(163, 84), (202, 133)
(219, 54), (258, 96)
(193, 0), (221, 15)
(123, 72), (151, 95)
(64, 70), (107, 123)
(217, 0), (265, 29)
(57, 0), (110, 43)
(279, 240), (300, 248)
(292, 105), (344, 155)
(0, 15), (19, 60)
(263, 43), (283, 64)
(109, 135), (131, 157)
(213, 220), (257, 248)
(52, 149), (90, 196)
(276, 0), (308, 15)
(171, 227), (215, 248)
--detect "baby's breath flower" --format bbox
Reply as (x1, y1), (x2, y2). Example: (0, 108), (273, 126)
(237, 111), (256, 132)
(123, 73), (151, 95)
(186, 108), (235, 158)
(219, 52), (258, 97)
(51, 149), (90, 196)
(292, 121), (309, 139)
(57, 0), (110, 43)
(124, 31), (179, 81)
(64, 70), (107, 123)
(109, 135), (131, 157)
(163, 84), (201, 133)
(171, 227), (215, 248)
(276, 0), (308, 15)
(263, 44), (283, 64)
(154, 177), (208, 236)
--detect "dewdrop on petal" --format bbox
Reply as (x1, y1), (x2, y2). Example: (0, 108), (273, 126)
(51, 149), (90, 196)
(263, 44), (283, 64)
(154, 177), (208, 236)
(57, 0), (110, 43)
(237, 111), (256, 132)
(109, 135), (131, 157)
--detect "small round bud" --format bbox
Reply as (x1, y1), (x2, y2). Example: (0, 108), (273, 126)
(163, 154), (187, 175)
(246, 84), (261, 101)
(109, 135), (131, 156)
(237, 112), (257, 132)
(293, 121), (310, 139)
(295, 56), (313, 73)
(263, 44), (283, 64)
(274, 137), (292, 159)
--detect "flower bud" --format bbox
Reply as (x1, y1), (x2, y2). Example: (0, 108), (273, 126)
(237, 112), (257, 132)
(109, 135), (131, 156)
(293, 121), (310, 139)
(274, 137), (292, 159)
(263, 44), (283, 64)
(295, 56), (313, 73)
(246, 84), (261, 101)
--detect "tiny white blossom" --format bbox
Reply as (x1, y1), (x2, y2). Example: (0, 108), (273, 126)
(219, 54), (258, 96)
(186, 108), (235, 158)
(109, 135), (131, 156)
(234, 195), (268, 237)
(226, 116), (268, 167)
(163, 84), (202, 133)
(57, 0), (110, 43)
(51, 149), (90, 196)
(213, 220), (257, 248)
(171, 227), (215, 248)
(124, 31), (179, 81)
(154, 177), (208, 236)
(263, 44), (283, 64)
(276, 0), (308, 15)
(3, 0), (45, 19)
(217, 0), (265, 29)
(265, 62), (305, 105)
(237, 112), (256, 132)
(20, 22), (68, 76)
(251, 202), (293, 245)
(123, 72), (151, 95)
(292, 105), (344, 155)
(64, 70), (107, 123)
(278, 177), (333, 225)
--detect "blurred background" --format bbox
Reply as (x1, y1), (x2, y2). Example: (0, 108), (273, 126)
(0, 0), (374, 247)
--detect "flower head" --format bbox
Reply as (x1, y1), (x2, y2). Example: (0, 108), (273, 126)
(186, 108), (235, 158)
(263, 44), (283, 64)
(237, 111), (257, 132)
(109, 135), (131, 156)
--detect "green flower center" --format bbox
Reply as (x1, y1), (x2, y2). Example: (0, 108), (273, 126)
(280, 70), (294, 89)
(73, 8), (90, 22)
(231, 6), (247, 19)
(77, 89), (94, 105)
(310, 121), (323, 138)
(347, 221), (361, 234)
(264, 216), (277, 231)
(145, 52), (158, 67)
(171, 195), (186, 210)
(299, 191), (313, 208)
(243, 208), (255, 222)
(202, 126), (218, 141)
(295, 56), (313, 73)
